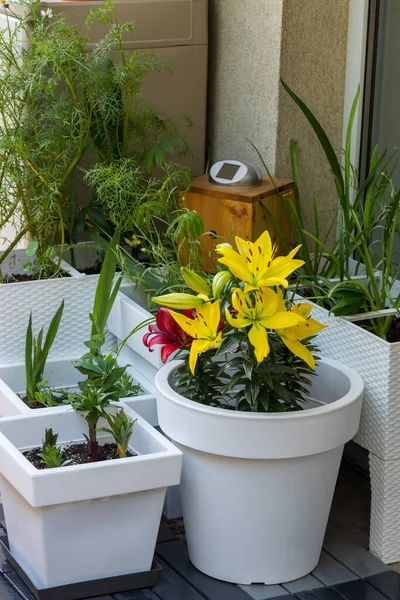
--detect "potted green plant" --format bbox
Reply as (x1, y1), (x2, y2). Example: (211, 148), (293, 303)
(0, 0), (194, 371)
(145, 230), (363, 584)
(0, 389), (181, 593)
(0, 233), (153, 417)
(251, 82), (400, 563)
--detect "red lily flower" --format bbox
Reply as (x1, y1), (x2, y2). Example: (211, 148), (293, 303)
(143, 307), (194, 363)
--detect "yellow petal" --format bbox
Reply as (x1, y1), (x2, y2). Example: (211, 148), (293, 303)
(231, 288), (254, 318)
(235, 236), (252, 258)
(189, 339), (210, 374)
(217, 247), (252, 283)
(253, 230), (273, 261)
(258, 277), (289, 288)
(281, 337), (315, 369)
(290, 303), (312, 320)
(152, 293), (205, 309)
(286, 244), (302, 260)
(169, 310), (204, 338)
(256, 287), (278, 318)
(188, 335), (222, 374)
(260, 311), (304, 329)
(225, 307), (251, 329)
(248, 322), (270, 362)
(243, 283), (260, 293)
(276, 289), (286, 312)
(284, 317), (327, 340)
(265, 258), (305, 281)
(198, 299), (221, 334)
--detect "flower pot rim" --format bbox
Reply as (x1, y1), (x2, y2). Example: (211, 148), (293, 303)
(0, 405), (182, 506)
(155, 357), (364, 421)
(305, 297), (400, 347)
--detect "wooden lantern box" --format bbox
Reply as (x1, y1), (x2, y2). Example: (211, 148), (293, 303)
(179, 174), (295, 272)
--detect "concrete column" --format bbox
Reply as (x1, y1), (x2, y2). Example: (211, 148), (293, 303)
(208, 0), (350, 238)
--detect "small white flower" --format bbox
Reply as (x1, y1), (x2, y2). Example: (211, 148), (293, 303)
(40, 8), (53, 19)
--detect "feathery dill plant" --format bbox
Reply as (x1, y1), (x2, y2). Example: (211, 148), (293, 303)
(0, 0), (193, 280)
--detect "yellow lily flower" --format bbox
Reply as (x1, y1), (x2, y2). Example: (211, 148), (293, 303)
(152, 293), (206, 310)
(276, 291), (327, 368)
(216, 231), (304, 291)
(225, 287), (305, 362)
(169, 300), (223, 374)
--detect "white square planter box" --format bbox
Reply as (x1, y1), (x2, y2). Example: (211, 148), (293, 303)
(0, 406), (182, 589)
(0, 345), (155, 418)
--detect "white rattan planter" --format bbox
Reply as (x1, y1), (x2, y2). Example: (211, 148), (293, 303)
(0, 248), (106, 364)
(155, 358), (363, 585)
(0, 406), (182, 589)
(307, 299), (400, 562)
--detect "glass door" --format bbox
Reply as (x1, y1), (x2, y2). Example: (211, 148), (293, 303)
(361, 0), (400, 256)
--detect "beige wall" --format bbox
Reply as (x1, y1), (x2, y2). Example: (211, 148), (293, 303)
(276, 0), (349, 238)
(208, 0), (350, 241)
(208, 0), (284, 169)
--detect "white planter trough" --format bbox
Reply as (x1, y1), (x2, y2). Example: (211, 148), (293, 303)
(0, 405), (182, 590)
(0, 345), (155, 418)
(155, 358), (363, 585)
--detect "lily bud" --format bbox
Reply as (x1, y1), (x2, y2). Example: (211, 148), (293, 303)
(212, 271), (232, 298)
(152, 293), (206, 310)
(181, 267), (211, 296)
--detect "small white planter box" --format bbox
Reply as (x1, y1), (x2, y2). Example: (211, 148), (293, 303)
(0, 346), (155, 418)
(155, 358), (363, 585)
(0, 406), (182, 589)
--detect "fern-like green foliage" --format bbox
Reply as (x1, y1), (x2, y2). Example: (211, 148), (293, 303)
(0, 0), (191, 278)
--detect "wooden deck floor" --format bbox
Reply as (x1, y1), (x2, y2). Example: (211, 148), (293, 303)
(0, 460), (398, 600)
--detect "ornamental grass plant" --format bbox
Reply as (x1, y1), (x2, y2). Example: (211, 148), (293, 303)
(252, 81), (400, 340)
(0, 0), (193, 280)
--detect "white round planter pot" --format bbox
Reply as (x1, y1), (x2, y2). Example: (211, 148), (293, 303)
(155, 357), (363, 585)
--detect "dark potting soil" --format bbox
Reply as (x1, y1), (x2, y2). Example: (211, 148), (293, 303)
(386, 318), (400, 343)
(357, 315), (400, 343)
(24, 442), (136, 470)
(19, 391), (69, 410)
(3, 271), (69, 283)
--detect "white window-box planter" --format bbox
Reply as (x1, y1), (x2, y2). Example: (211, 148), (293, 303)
(0, 345), (155, 418)
(0, 405), (182, 590)
(155, 358), (363, 585)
